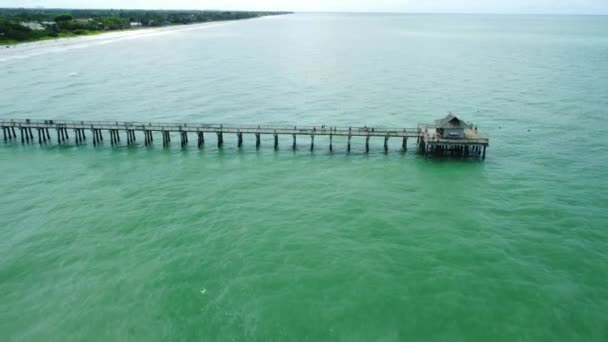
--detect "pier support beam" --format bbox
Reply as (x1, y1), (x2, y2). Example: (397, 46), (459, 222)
(482, 146), (486, 160)
(162, 131), (170, 147)
(144, 131), (153, 146)
(197, 132), (204, 148)
(181, 131), (187, 147)
(217, 132), (223, 148)
(98, 130), (103, 144)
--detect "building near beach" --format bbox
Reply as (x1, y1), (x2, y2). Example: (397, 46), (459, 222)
(20, 22), (44, 30)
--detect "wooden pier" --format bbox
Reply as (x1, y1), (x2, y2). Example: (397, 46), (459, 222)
(0, 116), (489, 159)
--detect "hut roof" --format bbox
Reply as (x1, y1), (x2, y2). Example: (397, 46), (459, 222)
(435, 114), (468, 129)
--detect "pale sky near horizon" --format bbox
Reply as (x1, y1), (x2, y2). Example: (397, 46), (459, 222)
(1, 0), (607, 14)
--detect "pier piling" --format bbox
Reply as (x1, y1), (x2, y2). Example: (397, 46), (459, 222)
(274, 133), (278, 150)
(180, 131), (187, 147)
(217, 132), (223, 147)
(197, 132), (204, 147)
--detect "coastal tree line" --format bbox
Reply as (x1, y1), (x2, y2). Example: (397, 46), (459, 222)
(0, 8), (290, 43)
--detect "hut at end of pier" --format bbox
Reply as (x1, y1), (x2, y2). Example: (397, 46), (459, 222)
(418, 113), (489, 159)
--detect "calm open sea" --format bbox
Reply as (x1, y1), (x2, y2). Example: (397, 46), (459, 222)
(1, 13), (607, 341)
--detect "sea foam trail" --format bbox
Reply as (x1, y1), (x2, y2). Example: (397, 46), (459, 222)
(0, 21), (234, 63)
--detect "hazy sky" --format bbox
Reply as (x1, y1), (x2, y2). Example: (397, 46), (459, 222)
(2, 0), (607, 14)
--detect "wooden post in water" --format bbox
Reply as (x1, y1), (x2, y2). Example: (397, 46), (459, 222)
(365, 136), (370, 153)
(237, 132), (243, 148)
(402, 137), (407, 151)
(255, 133), (260, 149)
(274, 132), (279, 150)
(217, 132), (223, 147)
(197, 132), (204, 147)
(310, 134), (314, 151)
(384, 136), (389, 152)
(329, 133), (333, 151)
(292, 134), (297, 150)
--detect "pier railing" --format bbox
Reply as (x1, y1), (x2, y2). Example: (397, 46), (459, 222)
(0, 119), (421, 137)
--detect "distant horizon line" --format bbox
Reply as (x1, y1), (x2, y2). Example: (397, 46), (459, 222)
(1, 7), (607, 16)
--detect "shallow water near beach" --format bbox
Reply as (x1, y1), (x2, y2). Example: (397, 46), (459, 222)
(1, 13), (607, 341)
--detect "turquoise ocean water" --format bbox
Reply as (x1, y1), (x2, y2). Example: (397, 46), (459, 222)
(1, 13), (607, 341)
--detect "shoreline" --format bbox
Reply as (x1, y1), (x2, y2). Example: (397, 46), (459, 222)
(0, 15), (279, 50)
(0, 18), (272, 62)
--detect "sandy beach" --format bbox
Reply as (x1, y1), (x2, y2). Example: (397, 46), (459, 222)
(0, 20), (238, 63)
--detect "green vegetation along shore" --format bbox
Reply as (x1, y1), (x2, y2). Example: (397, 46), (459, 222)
(0, 8), (290, 45)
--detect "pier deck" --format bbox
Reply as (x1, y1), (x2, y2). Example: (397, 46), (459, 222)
(1, 118), (489, 159)
(0, 119), (420, 137)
